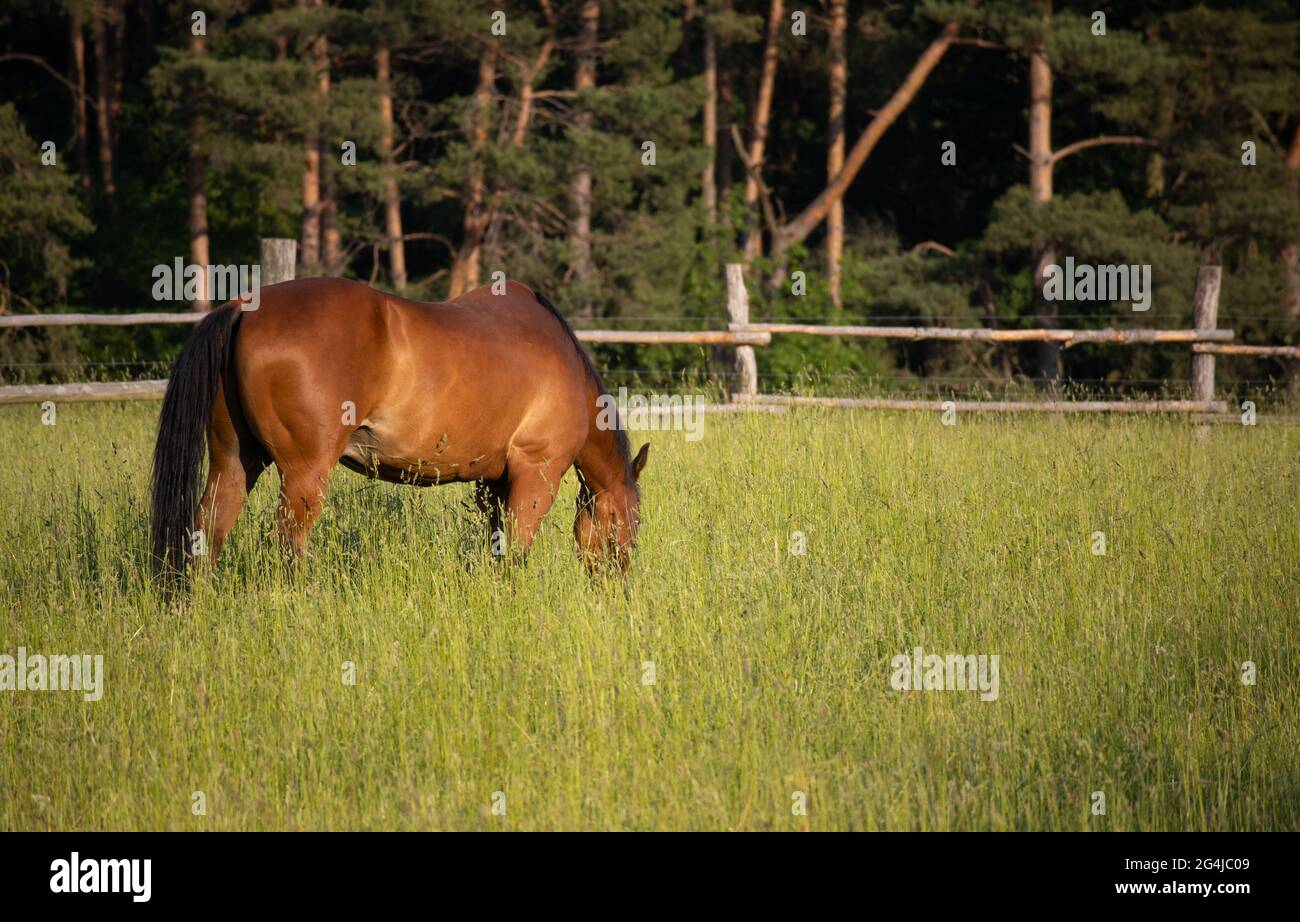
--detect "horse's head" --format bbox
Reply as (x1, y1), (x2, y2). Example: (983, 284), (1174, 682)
(575, 442), (648, 575)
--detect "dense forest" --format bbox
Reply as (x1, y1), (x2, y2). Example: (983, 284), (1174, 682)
(1, 0), (1298, 398)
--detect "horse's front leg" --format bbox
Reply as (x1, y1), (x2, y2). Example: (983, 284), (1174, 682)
(197, 377), (268, 566)
(502, 461), (564, 559)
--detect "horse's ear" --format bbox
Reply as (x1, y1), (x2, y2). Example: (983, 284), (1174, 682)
(632, 442), (650, 479)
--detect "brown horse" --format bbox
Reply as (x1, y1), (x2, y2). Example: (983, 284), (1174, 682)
(150, 277), (648, 583)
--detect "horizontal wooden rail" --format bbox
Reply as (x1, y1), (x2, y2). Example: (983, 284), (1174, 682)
(1192, 343), (1300, 358)
(732, 323), (1234, 344)
(746, 395), (1230, 414)
(633, 402), (786, 416)
(575, 330), (771, 345)
(0, 380), (168, 404)
(0, 312), (203, 328)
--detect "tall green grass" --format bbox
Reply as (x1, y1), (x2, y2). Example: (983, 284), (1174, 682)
(0, 400), (1296, 830)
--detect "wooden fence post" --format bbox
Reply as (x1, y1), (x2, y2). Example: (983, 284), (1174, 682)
(725, 263), (758, 400)
(260, 238), (297, 286)
(1190, 265), (1222, 403)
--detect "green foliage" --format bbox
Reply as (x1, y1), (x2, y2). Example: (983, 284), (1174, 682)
(0, 105), (94, 308)
(0, 0), (1297, 392)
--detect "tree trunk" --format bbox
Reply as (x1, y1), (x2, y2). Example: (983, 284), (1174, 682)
(68, 9), (88, 187)
(825, 0), (847, 308)
(321, 177), (341, 276)
(1144, 96), (1173, 198)
(273, 31), (288, 147)
(448, 41), (499, 298)
(567, 0), (600, 311)
(188, 31), (210, 311)
(110, 0), (124, 145)
(480, 5), (557, 261)
(91, 2), (115, 197)
(316, 29), (340, 275)
(702, 22), (718, 228)
(140, 0), (155, 46)
(741, 0), (784, 263)
(483, 5), (558, 256)
(1028, 6), (1058, 385)
(376, 46), (406, 292)
(1144, 26), (1174, 200)
(300, 138), (320, 270)
(768, 20), (959, 267)
(510, 4), (555, 148)
(298, 0), (324, 272)
(1283, 121), (1300, 319)
(717, 17), (734, 211)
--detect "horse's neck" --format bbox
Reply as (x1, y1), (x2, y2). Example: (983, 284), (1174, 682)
(575, 400), (629, 496)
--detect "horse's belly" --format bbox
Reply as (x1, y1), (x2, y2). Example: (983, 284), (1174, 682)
(340, 422), (507, 485)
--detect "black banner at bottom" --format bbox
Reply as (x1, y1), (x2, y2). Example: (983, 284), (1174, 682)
(0, 831), (1279, 908)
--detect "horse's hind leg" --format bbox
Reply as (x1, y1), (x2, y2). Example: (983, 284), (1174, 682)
(276, 463), (334, 567)
(199, 455), (263, 564)
(198, 379), (267, 564)
(245, 394), (349, 571)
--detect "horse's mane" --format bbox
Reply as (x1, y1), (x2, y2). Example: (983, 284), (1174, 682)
(532, 289), (633, 481)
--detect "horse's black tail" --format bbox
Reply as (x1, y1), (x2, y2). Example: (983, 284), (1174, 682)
(150, 302), (239, 585)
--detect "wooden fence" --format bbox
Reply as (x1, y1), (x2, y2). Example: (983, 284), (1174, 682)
(0, 240), (1295, 414)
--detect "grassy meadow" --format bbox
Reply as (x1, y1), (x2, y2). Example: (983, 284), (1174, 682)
(0, 399), (1297, 831)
